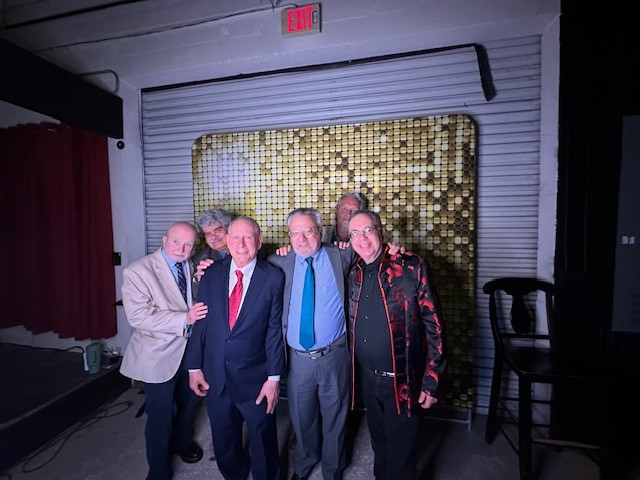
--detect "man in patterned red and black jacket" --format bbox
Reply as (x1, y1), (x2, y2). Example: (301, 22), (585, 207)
(346, 209), (446, 480)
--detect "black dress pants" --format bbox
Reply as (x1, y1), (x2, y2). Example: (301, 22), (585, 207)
(143, 366), (200, 480)
(360, 366), (421, 480)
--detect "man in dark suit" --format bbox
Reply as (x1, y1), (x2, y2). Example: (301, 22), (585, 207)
(191, 207), (269, 297)
(192, 207), (232, 265)
(191, 207), (232, 298)
(268, 208), (353, 480)
(185, 216), (286, 480)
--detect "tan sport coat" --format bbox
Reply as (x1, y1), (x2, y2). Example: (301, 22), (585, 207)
(119, 248), (193, 383)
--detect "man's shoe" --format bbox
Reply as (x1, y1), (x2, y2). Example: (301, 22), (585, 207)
(173, 442), (203, 463)
(290, 474), (309, 480)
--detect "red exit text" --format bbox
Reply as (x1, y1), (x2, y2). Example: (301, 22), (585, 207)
(281, 3), (321, 36)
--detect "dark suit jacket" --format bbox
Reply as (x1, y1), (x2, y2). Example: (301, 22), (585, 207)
(190, 246), (224, 298)
(184, 256), (286, 403)
(191, 246), (223, 265)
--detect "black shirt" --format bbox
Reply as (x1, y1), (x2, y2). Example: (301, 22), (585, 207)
(354, 253), (394, 372)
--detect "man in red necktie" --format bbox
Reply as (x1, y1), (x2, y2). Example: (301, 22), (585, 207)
(185, 216), (286, 480)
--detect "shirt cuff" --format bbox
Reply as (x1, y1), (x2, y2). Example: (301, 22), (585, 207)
(268, 375), (281, 382)
(183, 323), (193, 338)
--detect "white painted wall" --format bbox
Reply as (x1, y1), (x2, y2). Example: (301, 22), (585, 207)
(0, 1), (561, 371)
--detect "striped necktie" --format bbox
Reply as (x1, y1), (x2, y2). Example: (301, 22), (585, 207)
(175, 262), (188, 304)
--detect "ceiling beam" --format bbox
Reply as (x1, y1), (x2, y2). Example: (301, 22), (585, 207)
(0, 38), (123, 138)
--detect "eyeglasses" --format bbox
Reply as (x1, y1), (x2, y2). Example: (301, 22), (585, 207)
(289, 227), (319, 238)
(349, 225), (379, 238)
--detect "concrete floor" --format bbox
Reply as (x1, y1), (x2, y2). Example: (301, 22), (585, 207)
(1, 384), (624, 480)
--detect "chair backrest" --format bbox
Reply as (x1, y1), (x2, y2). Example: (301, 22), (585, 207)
(483, 277), (557, 354)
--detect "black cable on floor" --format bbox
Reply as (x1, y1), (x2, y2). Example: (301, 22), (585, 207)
(16, 398), (134, 474)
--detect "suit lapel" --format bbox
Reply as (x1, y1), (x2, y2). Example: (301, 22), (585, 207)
(152, 249), (185, 306)
(212, 258), (232, 331)
(283, 252), (296, 294)
(325, 246), (346, 297)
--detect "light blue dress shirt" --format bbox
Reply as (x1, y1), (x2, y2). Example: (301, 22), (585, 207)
(287, 246), (346, 350)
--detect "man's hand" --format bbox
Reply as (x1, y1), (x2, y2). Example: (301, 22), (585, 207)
(334, 240), (350, 250)
(387, 242), (406, 255)
(255, 379), (280, 414)
(418, 391), (438, 409)
(194, 258), (214, 281)
(189, 370), (210, 397)
(187, 301), (208, 324)
(275, 245), (292, 256)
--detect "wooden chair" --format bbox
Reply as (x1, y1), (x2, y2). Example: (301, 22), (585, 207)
(483, 277), (609, 480)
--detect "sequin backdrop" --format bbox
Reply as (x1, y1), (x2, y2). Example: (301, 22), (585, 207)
(192, 114), (476, 409)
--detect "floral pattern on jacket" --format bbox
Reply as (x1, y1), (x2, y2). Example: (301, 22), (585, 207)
(348, 246), (446, 415)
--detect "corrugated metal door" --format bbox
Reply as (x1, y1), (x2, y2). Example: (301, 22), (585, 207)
(140, 35), (544, 414)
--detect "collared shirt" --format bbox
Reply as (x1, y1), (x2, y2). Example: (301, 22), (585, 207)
(354, 252), (393, 371)
(161, 248), (192, 308)
(161, 248), (193, 338)
(228, 257), (257, 313)
(228, 257), (280, 382)
(330, 227), (341, 244)
(287, 246), (346, 350)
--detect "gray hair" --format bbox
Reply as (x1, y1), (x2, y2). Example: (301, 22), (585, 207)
(336, 192), (367, 210)
(196, 208), (232, 230)
(286, 208), (324, 229)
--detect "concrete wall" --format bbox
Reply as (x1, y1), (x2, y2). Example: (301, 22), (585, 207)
(0, 0), (561, 359)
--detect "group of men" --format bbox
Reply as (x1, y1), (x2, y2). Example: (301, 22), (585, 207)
(119, 193), (446, 480)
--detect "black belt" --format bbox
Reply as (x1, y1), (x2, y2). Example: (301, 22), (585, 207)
(363, 366), (395, 378)
(292, 335), (345, 359)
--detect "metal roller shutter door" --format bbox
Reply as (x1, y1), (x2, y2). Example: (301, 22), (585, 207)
(140, 34), (544, 414)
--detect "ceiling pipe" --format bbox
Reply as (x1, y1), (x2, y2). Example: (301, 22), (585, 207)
(1, 0), (149, 29)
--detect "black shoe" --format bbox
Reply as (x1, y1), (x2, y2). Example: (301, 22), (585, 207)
(290, 474), (309, 480)
(173, 441), (203, 463)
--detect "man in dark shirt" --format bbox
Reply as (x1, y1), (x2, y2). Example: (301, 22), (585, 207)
(347, 209), (446, 480)
(325, 193), (366, 244)
(192, 207), (232, 264)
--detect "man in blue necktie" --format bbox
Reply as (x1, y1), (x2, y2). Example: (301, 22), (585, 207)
(268, 208), (353, 480)
(120, 221), (209, 480)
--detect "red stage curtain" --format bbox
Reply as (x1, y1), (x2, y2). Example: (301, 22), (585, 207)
(0, 122), (117, 340)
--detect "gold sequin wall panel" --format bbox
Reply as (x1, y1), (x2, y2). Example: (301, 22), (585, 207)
(192, 114), (476, 409)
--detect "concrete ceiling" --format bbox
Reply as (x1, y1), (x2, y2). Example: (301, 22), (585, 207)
(0, 0), (295, 89)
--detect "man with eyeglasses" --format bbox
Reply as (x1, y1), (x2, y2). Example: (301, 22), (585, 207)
(347, 209), (446, 480)
(268, 208), (353, 480)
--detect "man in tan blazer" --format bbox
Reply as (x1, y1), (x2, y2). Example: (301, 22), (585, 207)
(120, 221), (208, 480)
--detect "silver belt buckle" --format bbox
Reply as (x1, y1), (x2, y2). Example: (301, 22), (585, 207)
(308, 347), (326, 359)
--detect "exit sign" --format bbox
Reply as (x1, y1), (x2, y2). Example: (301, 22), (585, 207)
(281, 3), (321, 36)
